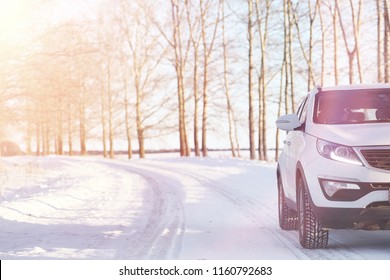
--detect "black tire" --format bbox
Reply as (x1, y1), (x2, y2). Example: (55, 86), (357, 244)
(297, 177), (329, 249)
(278, 176), (298, 230)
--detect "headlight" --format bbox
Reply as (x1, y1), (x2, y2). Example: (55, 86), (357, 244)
(316, 139), (363, 166)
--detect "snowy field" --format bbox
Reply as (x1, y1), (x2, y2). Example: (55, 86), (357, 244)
(0, 154), (390, 260)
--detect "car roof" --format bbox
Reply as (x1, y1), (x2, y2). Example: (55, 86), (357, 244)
(317, 84), (390, 92)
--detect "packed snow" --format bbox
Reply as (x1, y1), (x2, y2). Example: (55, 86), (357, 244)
(0, 154), (390, 260)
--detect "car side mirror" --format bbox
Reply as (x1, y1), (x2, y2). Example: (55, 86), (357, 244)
(276, 114), (303, 132)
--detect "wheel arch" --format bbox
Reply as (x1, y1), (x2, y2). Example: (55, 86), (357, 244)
(296, 161), (317, 214)
(295, 162), (309, 202)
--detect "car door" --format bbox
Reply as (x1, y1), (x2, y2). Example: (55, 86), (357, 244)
(283, 96), (308, 201)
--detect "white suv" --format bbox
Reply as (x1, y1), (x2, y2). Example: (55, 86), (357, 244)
(276, 84), (390, 249)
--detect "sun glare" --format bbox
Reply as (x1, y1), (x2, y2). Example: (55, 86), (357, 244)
(0, 1), (27, 25)
(0, 0), (37, 40)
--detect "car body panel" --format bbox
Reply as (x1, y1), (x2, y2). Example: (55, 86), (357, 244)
(308, 123), (390, 147)
(276, 84), (390, 231)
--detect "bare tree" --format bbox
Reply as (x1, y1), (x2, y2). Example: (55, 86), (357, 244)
(123, 7), (146, 158)
(255, 0), (270, 161)
(318, 0), (326, 85)
(291, 0), (318, 91)
(287, 0), (295, 112)
(331, 1), (339, 85)
(120, 1), (167, 158)
(199, 0), (221, 157)
(377, 0), (383, 82)
(185, 0), (202, 157)
(171, 0), (191, 157)
(276, 0), (292, 161)
(248, 0), (256, 160)
(99, 67), (108, 158)
(221, 0), (240, 157)
(120, 61), (133, 159)
(275, 61), (285, 161)
(281, 0), (295, 114)
(384, 0), (390, 82)
(336, 0), (363, 84)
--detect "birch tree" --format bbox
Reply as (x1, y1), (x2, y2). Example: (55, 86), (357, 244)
(170, 0), (191, 157)
(336, 0), (363, 84)
(384, 0), (390, 82)
(185, 0), (202, 157)
(255, 0), (270, 161)
(199, 0), (221, 157)
(248, 0), (256, 160)
(221, 0), (240, 157)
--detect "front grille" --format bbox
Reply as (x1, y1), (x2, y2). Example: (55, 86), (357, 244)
(361, 149), (390, 171)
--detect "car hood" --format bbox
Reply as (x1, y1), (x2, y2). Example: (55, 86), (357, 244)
(309, 123), (390, 147)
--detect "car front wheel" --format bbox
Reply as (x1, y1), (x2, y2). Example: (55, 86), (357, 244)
(297, 177), (329, 249)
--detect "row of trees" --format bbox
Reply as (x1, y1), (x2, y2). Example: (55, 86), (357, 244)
(0, 0), (389, 161)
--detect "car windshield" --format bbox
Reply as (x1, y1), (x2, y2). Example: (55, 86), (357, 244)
(314, 89), (390, 124)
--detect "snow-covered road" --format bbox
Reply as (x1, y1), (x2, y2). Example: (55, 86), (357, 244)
(1, 155), (390, 259)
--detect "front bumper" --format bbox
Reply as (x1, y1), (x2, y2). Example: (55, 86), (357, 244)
(302, 152), (390, 229)
(313, 204), (390, 230)
(304, 154), (390, 209)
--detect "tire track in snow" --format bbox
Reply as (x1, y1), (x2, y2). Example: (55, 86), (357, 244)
(182, 170), (367, 259)
(134, 161), (368, 260)
(100, 161), (186, 259)
(58, 157), (372, 259)
(135, 162), (307, 259)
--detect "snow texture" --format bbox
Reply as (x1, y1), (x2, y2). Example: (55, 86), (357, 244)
(0, 155), (390, 259)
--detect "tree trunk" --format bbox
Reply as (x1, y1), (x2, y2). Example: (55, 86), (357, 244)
(287, 0), (295, 112)
(350, 0), (363, 83)
(135, 81), (145, 158)
(185, 0), (201, 157)
(384, 0), (390, 82)
(67, 91), (73, 156)
(222, 0), (238, 158)
(255, 0), (270, 161)
(200, 0), (220, 157)
(36, 117), (41, 156)
(79, 90), (87, 156)
(107, 81), (114, 159)
(100, 76), (107, 158)
(275, 62), (285, 162)
(248, 0), (256, 160)
(171, 0), (190, 157)
(307, 0), (318, 90)
(336, 0), (363, 84)
(333, 5), (339, 85)
(123, 81), (132, 159)
(283, 0), (290, 114)
(318, 1), (325, 86)
(193, 54), (200, 157)
(56, 93), (63, 155)
(378, 0), (383, 82)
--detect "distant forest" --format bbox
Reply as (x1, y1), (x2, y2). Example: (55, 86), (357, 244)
(0, 0), (388, 161)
